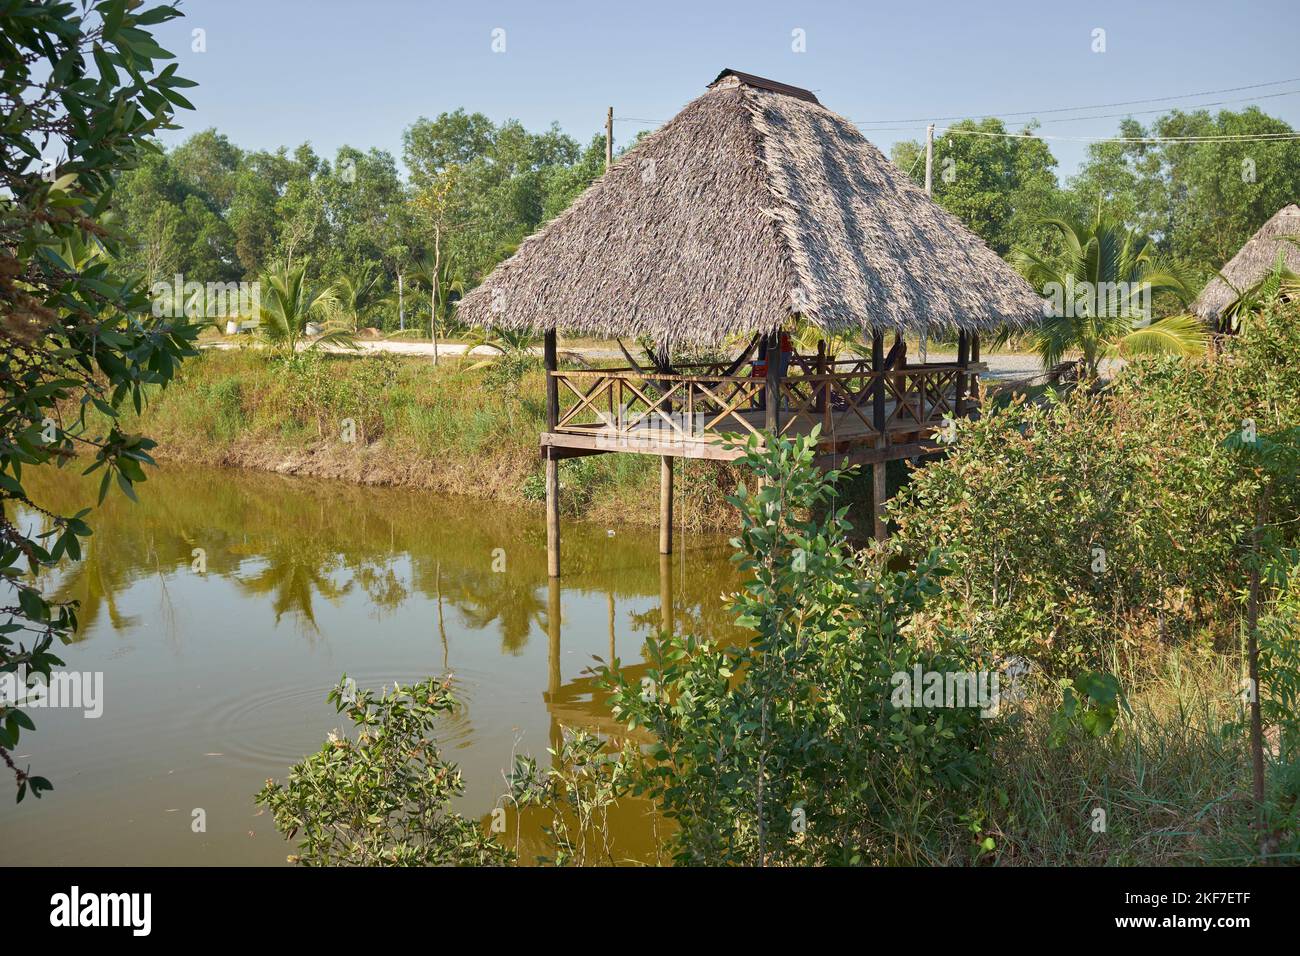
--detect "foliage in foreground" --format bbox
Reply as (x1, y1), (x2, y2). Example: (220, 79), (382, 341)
(0, 0), (198, 799)
(892, 303), (1300, 676)
(255, 677), (512, 866)
(601, 430), (999, 865)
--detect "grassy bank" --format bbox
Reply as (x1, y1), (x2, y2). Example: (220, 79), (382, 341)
(116, 347), (743, 531)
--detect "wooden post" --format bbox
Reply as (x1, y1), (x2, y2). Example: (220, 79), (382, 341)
(605, 107), (614, 170)
(872, 329), (889, 542)
(765, 330), (781, 439)
(659, 553), (674, 637)
(924, 123), (934, 196)
(956, 330), (970, 418)
(873, 454), (889, 543)
(871, 331), (886, 435)
(815, 339), (827, 416)
(544, 330), (560, 577)
(546, 454), (560, 577)
(547, 575), (562, 753)
(659, 455), (673, 555)
(607, 590), (616, 665)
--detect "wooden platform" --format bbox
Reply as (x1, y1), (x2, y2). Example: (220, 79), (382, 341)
(543, 404), (942, 461)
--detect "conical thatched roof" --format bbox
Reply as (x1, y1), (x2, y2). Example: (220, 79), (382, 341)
(1193, 204), (1300, 322)
(457, 69), (1044, 349)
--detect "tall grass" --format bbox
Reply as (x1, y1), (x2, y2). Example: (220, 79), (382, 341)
(109, 348), (741, 530)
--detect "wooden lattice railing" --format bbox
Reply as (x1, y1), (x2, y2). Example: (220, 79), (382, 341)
(550, 358), (977, 450)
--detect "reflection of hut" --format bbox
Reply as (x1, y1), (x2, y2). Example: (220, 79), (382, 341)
(1193, 204), (1300, 333)
(458, 69), (1044, 573)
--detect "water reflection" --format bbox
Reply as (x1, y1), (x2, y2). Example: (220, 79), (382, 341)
(4, 462), (740, 865)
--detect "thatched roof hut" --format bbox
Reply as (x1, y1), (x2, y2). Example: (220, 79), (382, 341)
(1193, 204), (1300, 324)
(457, 69), (1044, 350)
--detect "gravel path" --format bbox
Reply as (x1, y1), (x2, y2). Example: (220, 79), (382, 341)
(204, 337), (1061, 381)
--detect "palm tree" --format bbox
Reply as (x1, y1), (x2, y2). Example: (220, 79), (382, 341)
(1011, 213), (1206, 379)
(462, 326), (540, 368)
(330, 263), (380, 332)
(408, 251), (464, 365)
(256, 260), (352, 354)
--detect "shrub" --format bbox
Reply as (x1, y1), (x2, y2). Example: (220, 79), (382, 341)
(599, 429), (999, 865)
(256, 677), (512, 866)
(890, 305), (1300, 675)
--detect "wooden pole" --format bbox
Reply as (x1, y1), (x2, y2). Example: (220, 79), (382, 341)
(956, 330), (970, 418)
(815, 338), (827, 419)
(764, 330), (781, 438)
(544, 330), (560, 577)
(607, 590), (616, 665)
(873, 456), (889, 543)
(924, 123), (934, 196)
(605, 107), (613, 170)
(872, 330), (889, 542)
(547, 575), (562, 753)
(659, 455), (673, 555)
(659, 553), (674, 637)
(872, 331), (886, 434)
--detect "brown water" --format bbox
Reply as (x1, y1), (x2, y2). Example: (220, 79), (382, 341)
(1, 463), (739, 865)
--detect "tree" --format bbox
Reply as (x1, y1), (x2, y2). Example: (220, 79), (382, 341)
(1068, 109), (1300, 277)
(256, 260), (346, 354)
(330, 263), (381, 332)
(1011, 213), (1206, 377)
(892, 119), (1064, 256)
(407, 250), (463, 364)
(0, 0), (199, 799)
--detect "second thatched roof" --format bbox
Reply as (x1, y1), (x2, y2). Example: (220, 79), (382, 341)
(1193, 204), (1300, 323)
(457, 69), (1045, 349)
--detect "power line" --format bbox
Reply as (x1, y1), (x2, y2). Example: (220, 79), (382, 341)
(856, 88), (1300, 134)
(852, 75), (1300, 127)
(612, 76), (1300, 146)
(939, 127), (1300, 144)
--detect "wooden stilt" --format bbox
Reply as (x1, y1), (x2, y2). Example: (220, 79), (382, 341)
(544, 330), (561, 577)
(764, 330), (781, 437)
(873, 447), (889, 543)
(956, 330), (970, 418)
(607, 591), (616, 664)
(545, 453), (560, 577)
(659, 455), (673, 555)
(659, 552), (674, 637)
(547, 575), (562, 752)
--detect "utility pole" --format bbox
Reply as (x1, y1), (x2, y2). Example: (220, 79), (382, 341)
(397, 270), (405, 332)
(924, 123), (934, 197)
(605, 106), (614, 170)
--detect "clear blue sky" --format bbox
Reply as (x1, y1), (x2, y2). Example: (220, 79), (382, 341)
(154, 0), (1300, 178)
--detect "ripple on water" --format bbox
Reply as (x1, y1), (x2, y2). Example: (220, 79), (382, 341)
(198, 670), (484, 772)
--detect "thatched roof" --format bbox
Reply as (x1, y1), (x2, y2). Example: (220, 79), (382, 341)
(1193, 204), (1300, 322)
(458, 70), (1045, 349)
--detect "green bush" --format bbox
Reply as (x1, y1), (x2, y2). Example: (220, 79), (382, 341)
(599, 430), (999, 865)
(890, 305), (1300, 675)
(256, 677), (512, 866)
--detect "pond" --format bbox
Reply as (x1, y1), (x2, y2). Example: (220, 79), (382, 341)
(1, 463), (740, 865)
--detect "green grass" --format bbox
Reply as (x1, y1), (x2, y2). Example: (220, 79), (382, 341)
(112, 348), (743, 530)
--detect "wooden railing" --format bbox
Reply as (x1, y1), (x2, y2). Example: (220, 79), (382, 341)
(549, 358), (980, 451)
